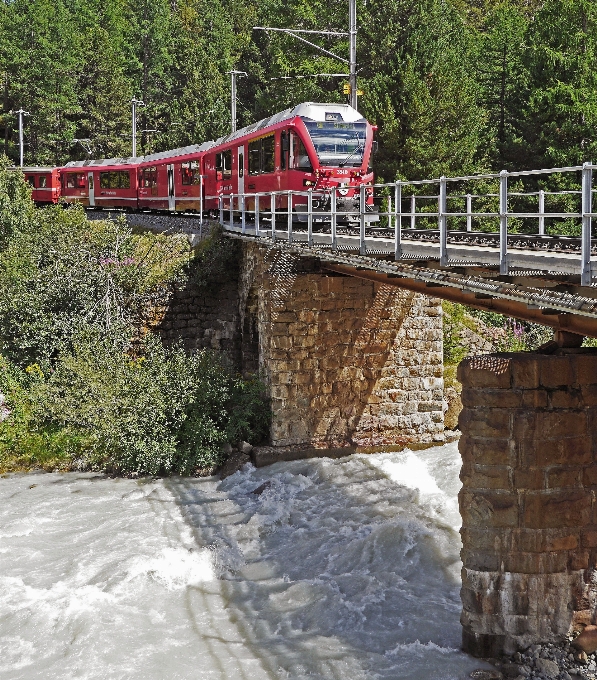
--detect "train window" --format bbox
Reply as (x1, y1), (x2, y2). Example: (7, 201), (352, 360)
(292, 136), (313, 171)
(141, 167), (157, 188)
(261, 135), (275, 174)
(38, 175), (47, 188)
(66, 173), (86, 189)
(26, 175), (35, 187)
(100, 171), (131, 189)
(280, 131), (289, 170)
(222, 150), (232, 179)
(191, 161), (201, 185)
(181, 162), (192, 185)
(247, 135), (276, 175)
(248, 141), (260, 175)
(216, 151), (232, 180)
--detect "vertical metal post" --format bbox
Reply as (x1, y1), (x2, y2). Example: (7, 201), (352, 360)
(438, 177), (448, 267)
(132, 101), (136, 158)
(227, 71), (247, 134)
(581, 162), (593, 286)
(131, 99), (144, 157)
(287, 190), (293, 243)
(538, 189), (545, 236)
(255, 194), (260, 237)
(359, 184), (366, 255)
(271, 193), (276, 242)
(229, 192), (234, 227)
(231, 73), (237, 133)
(466, 193), (472, 232)
(394, 182), (402, 261)
(499, 169), (509, 276)
(387, 194), (393, 233)
(199, 173), (204, 237)
(241, 191), (246, 235)
(219, 194), (224, 225)
(410, 194), (416, 229)
(307, 191), (313, 247)
(18, 109), (24, 167)
(331, 187), (337, 252)
(349, 0), (357, 110)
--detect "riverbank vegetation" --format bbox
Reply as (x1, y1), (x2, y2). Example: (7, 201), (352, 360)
(0, 166), (269, 475)
(0, 0), (594, 182)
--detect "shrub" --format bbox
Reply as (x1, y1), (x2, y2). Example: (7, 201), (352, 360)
(0, 203), (191, 368)
(34, 332), (269, 475)
(0, 169), (270, 475)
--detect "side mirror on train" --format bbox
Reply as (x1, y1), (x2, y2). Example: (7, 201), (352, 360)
(372, 141), (379, 154)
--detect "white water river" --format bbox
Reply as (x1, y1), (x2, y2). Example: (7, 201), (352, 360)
(0, 442), (492, 679)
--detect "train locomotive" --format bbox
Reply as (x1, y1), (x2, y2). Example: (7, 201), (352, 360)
(19, 102), (377, 223)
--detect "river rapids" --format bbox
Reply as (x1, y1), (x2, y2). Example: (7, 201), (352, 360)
(0, 442), (493, 679)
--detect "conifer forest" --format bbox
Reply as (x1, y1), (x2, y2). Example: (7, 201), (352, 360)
(0, 0), (595, 180)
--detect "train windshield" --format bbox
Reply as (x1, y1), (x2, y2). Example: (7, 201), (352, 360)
(304, 122), (367, 167)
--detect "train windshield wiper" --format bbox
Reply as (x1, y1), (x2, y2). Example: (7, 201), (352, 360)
(339, 133), (364, 167)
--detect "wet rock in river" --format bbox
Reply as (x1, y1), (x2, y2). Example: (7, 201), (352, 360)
(573, 626), (597, 655)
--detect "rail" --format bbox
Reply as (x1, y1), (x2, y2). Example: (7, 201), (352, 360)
(210, 162), (597, 285)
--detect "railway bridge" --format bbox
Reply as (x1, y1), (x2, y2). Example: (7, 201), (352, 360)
(126, 162), (597, 657)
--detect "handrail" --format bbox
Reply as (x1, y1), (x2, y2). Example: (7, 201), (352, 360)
(208, 162), (595, 284)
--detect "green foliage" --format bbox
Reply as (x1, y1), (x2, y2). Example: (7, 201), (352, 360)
(0, 169), (269, 475)
(0, 0), (595, 182)
(33, 333), (268, 474)
(191, 224), (240, 290)
(443, 302), (471, 366)
(0, 201), (190, 367)
(443, 301), (553, 365)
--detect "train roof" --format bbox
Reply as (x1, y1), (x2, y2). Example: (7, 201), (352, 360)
(142, 141), (216, 163)
(17, 166), (56, 172)
(64, 157), (142, 168)
(212, 102), (366, 148)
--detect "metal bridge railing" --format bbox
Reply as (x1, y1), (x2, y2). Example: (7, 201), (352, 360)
(209, 162), (597, 285)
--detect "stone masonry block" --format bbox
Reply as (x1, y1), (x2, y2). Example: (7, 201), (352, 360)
(459, 436), (514, 466)
(574, 355), (597, 386)
(549, 388), (582, 410)
(460, 490), (519, 529)
(511, 357), (541, 389)
(461, 388), (522, 409)
(458, 357), (511, 389)
(459, 408), (511, 439)
(546, 467), (582, 489)
(518, 437), (592, 467)
(523, 490), (592, 529)
(540, 357), (573, 389)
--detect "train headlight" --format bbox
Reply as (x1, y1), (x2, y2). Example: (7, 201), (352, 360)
(303, 179), (314, 187)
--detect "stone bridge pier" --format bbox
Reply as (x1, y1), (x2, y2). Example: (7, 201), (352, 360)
(155, 240), (445, 449)
(459, 351), (597, 657)
(240, 243), (444, 449)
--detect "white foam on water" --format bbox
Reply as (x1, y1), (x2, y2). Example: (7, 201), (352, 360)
(0, 444), (493, 680)
(364, 449), (443, 495)
(127, 546), (216, 589)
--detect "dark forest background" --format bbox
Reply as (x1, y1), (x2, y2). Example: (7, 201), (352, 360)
(1, 0), (595, 180)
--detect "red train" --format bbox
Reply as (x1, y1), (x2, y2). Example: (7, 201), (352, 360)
(19, 102), (377, 222)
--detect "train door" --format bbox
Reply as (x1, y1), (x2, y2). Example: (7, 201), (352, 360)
(237, 146), (244, 198)
(88, 172), (95, 207)
(167, 164), (175, 211)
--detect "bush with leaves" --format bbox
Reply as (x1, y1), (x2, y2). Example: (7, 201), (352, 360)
(0, 168), (270, 474)
(32, 332), (268, 475)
